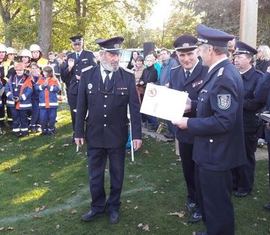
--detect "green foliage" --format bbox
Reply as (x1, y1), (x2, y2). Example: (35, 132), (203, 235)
(0, 0), (154, 52)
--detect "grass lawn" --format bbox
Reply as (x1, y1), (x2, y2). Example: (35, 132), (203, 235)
(0, 106), (270, 235)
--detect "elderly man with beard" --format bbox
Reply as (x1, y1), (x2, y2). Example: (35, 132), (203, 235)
(74, 36), (142, 224)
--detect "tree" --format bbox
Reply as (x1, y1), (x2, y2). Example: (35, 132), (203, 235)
(39, 0), (53, 56)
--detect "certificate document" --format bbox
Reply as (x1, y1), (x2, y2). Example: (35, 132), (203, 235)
(260, 113), (270, 123)
(140, 83), (188, 122)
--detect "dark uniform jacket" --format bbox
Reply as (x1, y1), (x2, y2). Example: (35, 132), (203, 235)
(61, 50), (96, 94)
(169, 61), (208, 143)
(241, 67), (264, 133)
(75, 65), (142, 148)
(254, 71), (270, 104)
(255, 59), (270, 73)
(187, 59), (246, 171)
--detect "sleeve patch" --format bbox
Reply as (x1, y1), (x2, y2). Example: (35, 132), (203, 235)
(217, 94), (231, 110)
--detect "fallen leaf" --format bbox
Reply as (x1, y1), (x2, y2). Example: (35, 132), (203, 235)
(56, 224), (60, 229)
(0, 227), (4, 231)
(35, 205), (46, 212)
(144, 150), (149, 154)
(168, 211), (185, 218)
(127, 200), (131, 203)
(70, 209), (77, 214)
(7, 227), (14, 231)
(71, 190), (76, 194)
(62, 144), (69, 147)
(44, 181), (50, 184)
(134, 206), (138, 210)
(137, 223), (143, 228)
(33, 182), (39, 187)
(142, 224), (150, 232)
(11, 168), (21, 173)
(33, 215), (43, 219)
(49, 145), (54, 149)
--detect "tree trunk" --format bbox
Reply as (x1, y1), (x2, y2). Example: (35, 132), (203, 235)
(38, 0), (53, 58)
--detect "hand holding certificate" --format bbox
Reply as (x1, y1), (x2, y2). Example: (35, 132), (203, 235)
(140, 83), (188, 122)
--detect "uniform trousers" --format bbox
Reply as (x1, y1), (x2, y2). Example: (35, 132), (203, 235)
(87, 147), (126, 213)
(178, 142), (196, 203)
(10, 108), (29, 134)
(195, 164), (234, 235)
(39, 108), (57, 133)
(30, 99), (40, 129)
(0, 103), (5, 127)
(232, 133), (257, 192)
(67, 93), (77, 132)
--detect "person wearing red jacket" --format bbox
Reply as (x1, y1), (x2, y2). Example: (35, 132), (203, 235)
(5, 61), (33, 137)
(35, 65), (60, 135)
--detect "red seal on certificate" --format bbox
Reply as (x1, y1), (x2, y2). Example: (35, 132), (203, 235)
(147, 88), (157, 97)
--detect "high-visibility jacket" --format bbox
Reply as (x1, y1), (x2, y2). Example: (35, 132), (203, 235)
(5, 74), (33, 110)
(35, 76), (60, 108)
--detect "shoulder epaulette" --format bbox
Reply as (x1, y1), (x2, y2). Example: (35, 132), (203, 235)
(217, 67), (224, 77)
(81, 65), (93, 73)
(84, 49), (93, 53)
(171, 65), (181, 70)
(121, 66), (134, 74)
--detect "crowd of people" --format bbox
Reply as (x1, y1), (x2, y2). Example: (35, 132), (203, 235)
(1, 24), (270, 235)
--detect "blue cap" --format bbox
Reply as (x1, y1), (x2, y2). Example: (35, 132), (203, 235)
(234, 41), (257, 55)
(196, 24), (234, 47)
(96, 36), (124, 54)
(69, 35), (83, 44)
(173, 35), (198, 51)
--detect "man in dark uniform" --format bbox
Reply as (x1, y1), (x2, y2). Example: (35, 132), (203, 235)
(174, 24), (246, 235)
(61, 35), (96, 140)
(74, 36), (142, 224)
(0, 44), (7, 135)
(169, 35), (208, 223)
(232, 41), (264, 197)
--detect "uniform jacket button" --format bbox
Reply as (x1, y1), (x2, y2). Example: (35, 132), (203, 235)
(104, 124), (107, 127)
(104, 105), (106, 108)
(209, 139), (213, 143)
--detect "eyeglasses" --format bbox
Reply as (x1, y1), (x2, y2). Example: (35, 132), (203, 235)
(73, 43), (82, 46)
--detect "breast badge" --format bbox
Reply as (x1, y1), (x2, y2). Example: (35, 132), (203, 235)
(88, 83), (93, 90)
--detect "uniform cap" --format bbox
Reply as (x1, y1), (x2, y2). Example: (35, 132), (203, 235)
(234, 41), (257, 56)
(6, 47), (17, 55)
(30, 44), (41, 52)
(173, 35), (198, 51)
(69, 35), (83, 44)
(96, 36), (124, 54)
(196, 24), (234, 47)
(0, 43), (7, 52)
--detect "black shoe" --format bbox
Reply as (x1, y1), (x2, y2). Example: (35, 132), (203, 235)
(234, 191), (249, 197)
(109, 211), (119, 224)
(263, 202), (270, 211)
(81, 210), (104, 222)
(192, 232), (207, 235)
(188, 211), (202, 223)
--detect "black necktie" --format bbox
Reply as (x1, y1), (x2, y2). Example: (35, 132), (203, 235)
(104, 70), (110, 91)
(185, 70), (191, 79)
(76, 53), (79, 60)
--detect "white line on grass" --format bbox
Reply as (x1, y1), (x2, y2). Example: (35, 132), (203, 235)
(0, 185), (154, 225)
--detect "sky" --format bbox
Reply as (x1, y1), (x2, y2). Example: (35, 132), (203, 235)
(145, 0), (173, 29)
